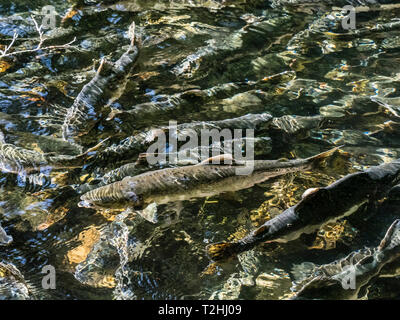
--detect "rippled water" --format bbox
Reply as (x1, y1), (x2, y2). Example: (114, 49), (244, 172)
(0, 0), (400, 300)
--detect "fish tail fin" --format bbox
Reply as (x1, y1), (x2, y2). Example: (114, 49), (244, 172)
(206, 242), (242, 261)
(307, 146), (342, 167)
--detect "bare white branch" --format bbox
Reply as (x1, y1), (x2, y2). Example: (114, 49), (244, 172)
(31, 15), (45, 50)
(0, 15), (78, 59)
(0, 31), (19, 56)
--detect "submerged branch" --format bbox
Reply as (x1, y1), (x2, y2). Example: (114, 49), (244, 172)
(0, 16), (78, 58)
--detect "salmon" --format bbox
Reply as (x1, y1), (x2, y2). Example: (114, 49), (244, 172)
(206, 158), (400, 261)
(79, 147), (339, 221)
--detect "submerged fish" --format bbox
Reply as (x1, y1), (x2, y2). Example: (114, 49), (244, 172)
(81, 136), (272, 193)
(79, 147), (339, 222)
(0, 130), (105, 175)
(99, 112), (273, 162)
(291, 219), (400, 300)
(62, 21), (140, 141)
(206, 158), (400, 261)
(106, 82), (262, 127)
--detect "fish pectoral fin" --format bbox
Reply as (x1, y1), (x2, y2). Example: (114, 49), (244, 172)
(136, 202), (159, 223)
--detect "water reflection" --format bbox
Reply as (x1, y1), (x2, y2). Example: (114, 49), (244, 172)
(0, 0), (399, 299)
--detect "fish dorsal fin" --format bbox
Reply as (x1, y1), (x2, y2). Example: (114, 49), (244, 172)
(302, 188), (320, 199)
(128, 21), (135, 45)
(200, 154), (235, 165)
(96, 58), (114, 76)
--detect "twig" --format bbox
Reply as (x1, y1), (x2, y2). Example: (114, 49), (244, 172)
(31, 15), (45, 50)
(0, 32), (18, 56)
(0, 37), (77, 58)
(0, 15), (78, 58)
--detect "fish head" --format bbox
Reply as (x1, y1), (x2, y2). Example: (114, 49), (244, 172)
(124, 191), (142, 208)
(78, 199), (97, 209)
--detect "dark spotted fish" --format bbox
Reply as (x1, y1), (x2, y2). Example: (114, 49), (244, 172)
(0, 131), (105, 176)
(80, 136), (273, 194)
(291, 219), (400, 300)
(99, 112), (327, 166)
(62, 21), (140, 141)
(99, 112), (273, 162)
(106, 71), (296, 127)
(174, 112), (273, 134)
(106, 82), (269, 128)
(206, 158), (400, 261)
(79, 147), (339, 220)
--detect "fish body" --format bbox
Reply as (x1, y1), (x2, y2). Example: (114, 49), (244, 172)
(98, 112), (273, 163)
(79, 148), (339, 211)
(81, 136), (272, 193)
(173, 112), (273, 135)
(0, 133), (105, 176)
(292, 219), (400, 300)
(0, 142), (84, 174)
(206, 158), (400, 261)
(62, 22), (139, 141)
